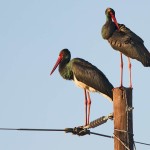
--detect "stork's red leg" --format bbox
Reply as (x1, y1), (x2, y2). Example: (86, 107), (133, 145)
(87, 91), (91, 125)
(128, 57), (132, 88)
(84, 89), (88, 126)
(120, 52), (123, 87)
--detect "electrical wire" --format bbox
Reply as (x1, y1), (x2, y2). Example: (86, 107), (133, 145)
(0, 127), (149, 146)
(0, 128), (65, 132)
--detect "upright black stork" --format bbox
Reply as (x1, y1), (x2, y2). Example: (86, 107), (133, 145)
(101, 8), (150, 87)
(50, 49), (113, 126)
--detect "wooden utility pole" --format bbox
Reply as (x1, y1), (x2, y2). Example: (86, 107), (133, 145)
(113, 87), (133, 150)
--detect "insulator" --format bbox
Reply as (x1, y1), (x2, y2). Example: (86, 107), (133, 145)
(89, 116), (108, 128)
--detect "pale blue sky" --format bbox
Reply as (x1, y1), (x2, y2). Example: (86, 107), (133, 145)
(0, 1), (150, 150)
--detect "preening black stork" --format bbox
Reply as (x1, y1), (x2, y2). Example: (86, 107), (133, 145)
(101, 8), (150, 87)
(50, 49), (113, 126)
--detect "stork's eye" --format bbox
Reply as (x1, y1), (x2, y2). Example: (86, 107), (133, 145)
(59, 52), (64, 58)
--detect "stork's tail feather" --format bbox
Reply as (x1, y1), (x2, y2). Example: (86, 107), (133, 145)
(138, 45), (150, 67)
(142, 56), (150, 67)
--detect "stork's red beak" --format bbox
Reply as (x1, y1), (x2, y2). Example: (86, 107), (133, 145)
(50, 55), (62, 75)
(110, 12), (120, 30)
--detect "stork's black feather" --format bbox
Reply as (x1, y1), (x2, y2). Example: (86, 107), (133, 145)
(108, 24), (150, 66)
(71, 58), (113, 100)
(56, 49), (113, 101)
(102, 8), (150, 67)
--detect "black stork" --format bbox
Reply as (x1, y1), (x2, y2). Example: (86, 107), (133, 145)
(101, 8), (150, 87)
(50, 49), (113, 126)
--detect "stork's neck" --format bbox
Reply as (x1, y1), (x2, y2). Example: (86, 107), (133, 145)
(59, 59), (73, 80)
(101, 18), (116, 39)
(106, 15), (111, 21)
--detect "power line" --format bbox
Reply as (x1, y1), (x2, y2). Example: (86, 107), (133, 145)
(90, 131), (113, 138)
(134, 141), (150, 146)
(0, 128), (65, 132)
(0, 127), (149, 147)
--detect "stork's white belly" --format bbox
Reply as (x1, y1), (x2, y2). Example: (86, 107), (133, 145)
(73, 75), (112, 102)
(73, 75), (96, 92)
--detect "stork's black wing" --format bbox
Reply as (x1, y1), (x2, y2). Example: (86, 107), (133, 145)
(108, 24), (150, 66)
(71, 58), (113, 100)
